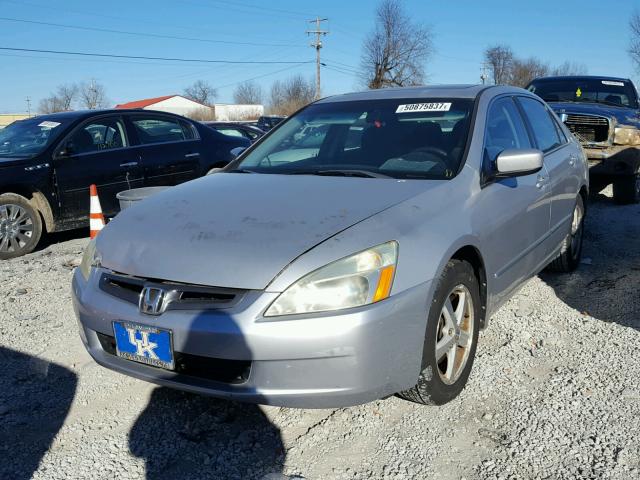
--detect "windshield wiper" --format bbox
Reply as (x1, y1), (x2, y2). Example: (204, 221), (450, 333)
(288, 169), (391, 179)
(226, 168), (257, 174)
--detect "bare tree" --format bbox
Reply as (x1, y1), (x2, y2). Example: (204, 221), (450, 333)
(360, 0), (433, 89)
(79, 80), (109, 109)
(269, 75), (315, 115)
(509, 57), (550, 88)
(233, 81), (263, 105)
(550, 61), (588, 76)
(183, 80), (217, 106)
(484, 45), (514, 85)
(631, 9), (640, 71)
(38, 83), (78, 113)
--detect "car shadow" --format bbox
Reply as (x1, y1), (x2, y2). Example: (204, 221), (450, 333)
(35, 227), (87, 253)
(539, 192), (640, 331)
(127, 312), (286, 480)
(0, 346), (77, 479)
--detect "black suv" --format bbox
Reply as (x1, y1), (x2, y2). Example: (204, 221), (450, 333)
(0, 109), (249, 259)
(527, 76), (640, 204)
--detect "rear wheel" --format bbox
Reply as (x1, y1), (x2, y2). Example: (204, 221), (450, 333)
(612, 174), (640, 204)
(547, 194), (585, 272)
(398, 259), (480, 405)
(0, 193), (43, 260)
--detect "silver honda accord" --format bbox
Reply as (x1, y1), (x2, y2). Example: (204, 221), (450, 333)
(73, 85), (588, 408)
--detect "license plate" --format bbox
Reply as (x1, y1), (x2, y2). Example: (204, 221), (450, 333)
(113, 321), (174, 370)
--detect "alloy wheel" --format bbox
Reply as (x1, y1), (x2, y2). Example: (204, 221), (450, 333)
(570, 198), (584, 260)
(0, 204), (34, 254)
(435, 284), (475, 385)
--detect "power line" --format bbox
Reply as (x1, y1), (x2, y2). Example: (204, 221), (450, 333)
(2, 0), (304, 44)
(307, 17), (329, 100)
(0, 16), (307, 48)
(0, 47), (312, 65)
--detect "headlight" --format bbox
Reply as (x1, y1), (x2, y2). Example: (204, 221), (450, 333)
(79, 239), (101, 281)
(614, 126), (640, 146)
(264, 241), (398, 317)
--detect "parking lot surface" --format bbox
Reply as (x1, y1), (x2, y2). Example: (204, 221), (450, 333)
(1, 188), (638, 480)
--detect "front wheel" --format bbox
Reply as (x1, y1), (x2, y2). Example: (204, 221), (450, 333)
(0, 193), (43, 260)
(612, 174), (640, 204)
(398, 259), (480, 405)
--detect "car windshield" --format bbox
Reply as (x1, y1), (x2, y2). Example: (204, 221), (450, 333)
(236, 98), (473, 179)
(0, 117), (68, 157)
(528, 78), (639, 108)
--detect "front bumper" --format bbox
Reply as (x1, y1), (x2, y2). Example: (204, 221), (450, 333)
(72, 268), (432, 408)
(585, 145), (640, 176)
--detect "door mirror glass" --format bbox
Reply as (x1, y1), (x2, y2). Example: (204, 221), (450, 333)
(495, 149), (543, 177)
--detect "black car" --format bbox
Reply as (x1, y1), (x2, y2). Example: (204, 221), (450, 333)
(202, 121), (265, 143)
(527, 76), (640, 204)
(256, 115), (286, 132)
(0, 109), (249, 259)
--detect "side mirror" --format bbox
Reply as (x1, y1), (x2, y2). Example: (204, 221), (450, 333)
(495, 149), (543, 177)
(57, 143), (75, 158)
(230, 146), (247, 158)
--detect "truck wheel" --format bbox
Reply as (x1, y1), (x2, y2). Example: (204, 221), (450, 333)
(547, 194), (584, 272)
(398, 259), (480, 406)
(0, 193), (43, 260)
(612, 174), (640, 204)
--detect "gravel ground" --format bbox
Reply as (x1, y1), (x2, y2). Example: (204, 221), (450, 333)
(1, 188), (639, 480)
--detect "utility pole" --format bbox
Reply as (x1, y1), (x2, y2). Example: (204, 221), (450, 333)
(25, 96), (31, 116)
(307, 17), (329, 100)
(480, 62), (489, 85)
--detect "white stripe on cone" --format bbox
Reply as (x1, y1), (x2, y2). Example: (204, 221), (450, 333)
(90, 218), (104, 231)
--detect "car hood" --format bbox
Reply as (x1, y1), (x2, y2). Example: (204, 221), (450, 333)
(97, 173), (432, 290)
(549, 102), (640, 127)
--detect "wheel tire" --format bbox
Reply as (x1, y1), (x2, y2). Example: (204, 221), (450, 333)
(612, 174), (640, 204)
(547, 194), (585, 273)
(0, 193), (43, 260)
(398, 259), (481, 406)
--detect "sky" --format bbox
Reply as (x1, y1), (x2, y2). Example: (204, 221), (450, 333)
(0, 0), (638, 113)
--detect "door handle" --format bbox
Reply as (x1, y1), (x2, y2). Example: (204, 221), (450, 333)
(120, 161), (139, 168)
(568, 154), (577, 166)
(184, 152), (200, 158)
(536, 175), (547, 189)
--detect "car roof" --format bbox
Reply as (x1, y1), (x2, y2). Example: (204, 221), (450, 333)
(530, 75), (631, 83)
(32, 108), (189, 122)
(315, 84), (514, 104)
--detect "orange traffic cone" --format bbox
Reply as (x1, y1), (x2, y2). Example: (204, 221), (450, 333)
(89, 184), (105, 239)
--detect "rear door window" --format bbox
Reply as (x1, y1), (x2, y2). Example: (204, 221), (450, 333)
(131, 116), (196, 145)
(517, 97), (563, 152)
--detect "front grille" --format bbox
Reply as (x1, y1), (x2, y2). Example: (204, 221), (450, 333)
(96, 332), (251, 384)
(99, 272), (246, 311)
(563, 114), (610, 143)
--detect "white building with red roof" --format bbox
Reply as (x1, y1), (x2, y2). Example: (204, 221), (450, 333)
(115, 95), (263, 121)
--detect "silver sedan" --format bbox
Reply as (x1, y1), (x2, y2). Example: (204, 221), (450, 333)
(73, 85), (588, 408)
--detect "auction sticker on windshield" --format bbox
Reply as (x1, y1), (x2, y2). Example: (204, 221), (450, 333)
(396, 102), (452, 113)
(38, 121), (61, 129)
(602, 80), (624, 87)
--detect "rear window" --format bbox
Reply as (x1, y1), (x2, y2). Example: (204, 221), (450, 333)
(237, 98), (474, 180)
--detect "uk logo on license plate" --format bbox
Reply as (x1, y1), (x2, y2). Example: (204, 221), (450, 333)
(113, 321), (174, 370)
